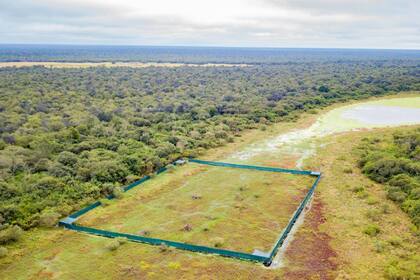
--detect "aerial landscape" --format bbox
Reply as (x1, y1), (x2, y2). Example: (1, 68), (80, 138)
(0, 1), (419, 279)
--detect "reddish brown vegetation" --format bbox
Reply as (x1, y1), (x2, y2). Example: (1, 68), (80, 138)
(283, 199), (337, 280)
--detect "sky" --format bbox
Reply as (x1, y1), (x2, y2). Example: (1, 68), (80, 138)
(0, 0), (419, 49)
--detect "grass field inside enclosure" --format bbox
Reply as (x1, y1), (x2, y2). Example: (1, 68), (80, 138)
(68, 160), (319, 262)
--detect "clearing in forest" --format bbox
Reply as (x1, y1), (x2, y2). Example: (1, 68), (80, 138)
(62, 159), (319, 264)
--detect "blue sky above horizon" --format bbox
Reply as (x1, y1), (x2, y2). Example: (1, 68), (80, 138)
(0, 0), (419, 49)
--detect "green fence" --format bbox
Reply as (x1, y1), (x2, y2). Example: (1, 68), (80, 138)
(60, 223), (267, 263)
(59, 158), (321, 266)
(265, 174), (321, 265)
(189, 159), (313, 175)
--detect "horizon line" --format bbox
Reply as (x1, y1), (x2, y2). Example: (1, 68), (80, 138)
(1, 43), (419, 52)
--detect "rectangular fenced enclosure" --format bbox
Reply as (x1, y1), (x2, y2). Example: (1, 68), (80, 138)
(59, 159), (321, 266)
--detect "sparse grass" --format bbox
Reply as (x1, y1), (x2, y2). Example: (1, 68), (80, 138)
(77, 162), (314, 253)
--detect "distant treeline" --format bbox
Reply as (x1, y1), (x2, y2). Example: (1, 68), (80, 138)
(1, 45), (420, 63)
(0, 56), (419, 236)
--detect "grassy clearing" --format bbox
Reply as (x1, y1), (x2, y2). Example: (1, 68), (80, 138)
(78, 162), (314, 253)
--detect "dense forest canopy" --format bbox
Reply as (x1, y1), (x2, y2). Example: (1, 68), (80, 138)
(0, 48), (419, 242)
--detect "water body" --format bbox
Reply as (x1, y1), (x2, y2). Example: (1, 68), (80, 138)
(231, 96), (420, 166)
(341, 105), (420, 125)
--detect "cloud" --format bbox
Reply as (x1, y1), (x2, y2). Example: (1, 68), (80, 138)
(0, 0), (419, 48)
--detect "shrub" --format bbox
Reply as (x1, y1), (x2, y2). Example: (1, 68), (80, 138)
(388, 174), (418, 193)
(351, 186), (368, 198)
(401, 199), (420, 226)
(357, 191), (369, 199)
(90, 161), (130, 183)
(387, 188), (407, 203)
(39, 210), (61, 227)
(168, 262), (181, 269)
(159, 243), (171, 253)
(48, 162), (73, 177)
(387, 236), (402, 247)
(373, 240), (386, 253)
(125, 174), (141, 183)
(0, 225), (23, 244)
(352, 186), (365, 193)
(112, 187), (124, 199)
(212, 237), (225, 248)
(366, 209), (381, 221)
(97, 111), (113, 122)
(138, 230), (150, 236)
(0, 246), (7, 258)
(363, 224), (381, 236)
(0, 140), (5, 150)
(381, 204), (392, 214)
(166, 164), (175, 173)
(115, 237), (127, 245)
(410, 188), (420, 200)
(30, 176), (65, 194)
(385, 259), (418, 280)
(57, 151), (78, 167)
(343, 167), (353, 174)
(367, 197), (379, 205)
(100, 199), (111, 207)
(100, 182), (115, 195)
(182, 224), (193, 232)
(318, 85), (329, 92)
(362, 156), (407, 183)
(0, 182), (18, 200)
(106, 239), (121, 251)
(336, 155), (347, 161)
(33, 158), (50, 172)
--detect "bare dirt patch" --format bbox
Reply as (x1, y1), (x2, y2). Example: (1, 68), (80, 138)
(283, 198), (338, 280)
